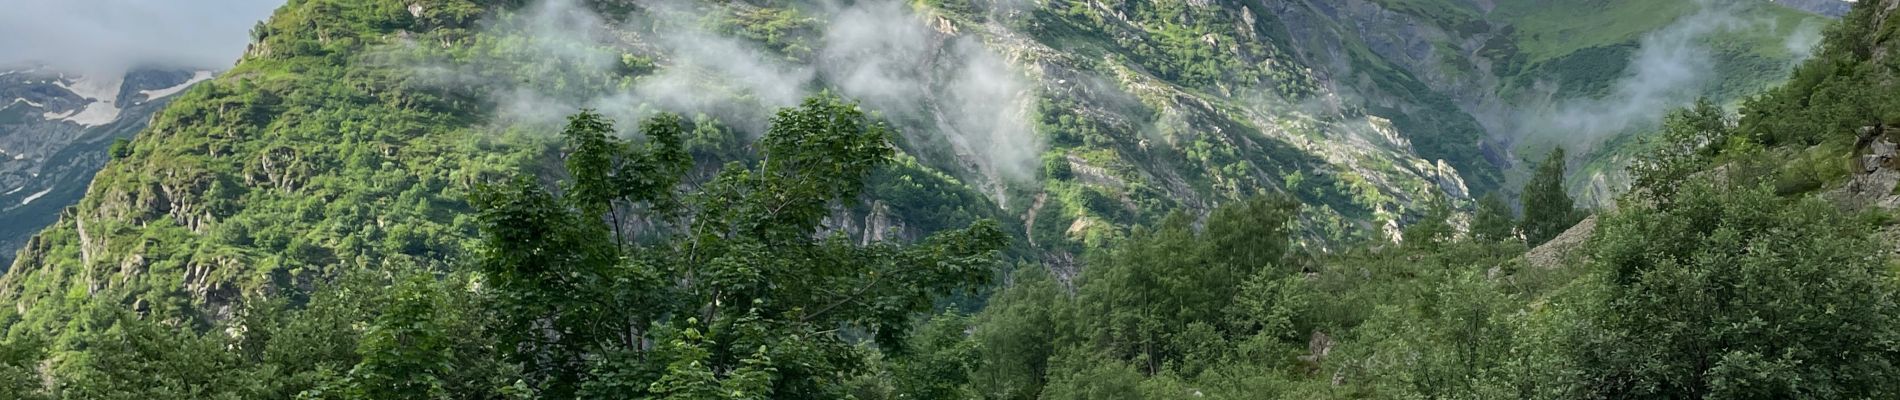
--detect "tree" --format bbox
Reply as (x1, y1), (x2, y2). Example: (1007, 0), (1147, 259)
(959, 195), (1305, 399)
(471, 94), (1007, 398)
(43, 305), (263, 400)
(1567, 181), (1900, 398)
(1402, 193), (1455, 250)
(1071, 195), (1299, 375)
(1632, 98), (1731, 201)
(1520, 148), (1579, 247)
(970, 266), (1062, 400)
(0, 334), (50, 400)
(107, 138), (132, 159)
(1469, 192), (1515, 242)
(340, 272), (513, 400)
(888, 312), (980, 400)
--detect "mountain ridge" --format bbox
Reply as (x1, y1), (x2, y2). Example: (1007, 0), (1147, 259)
(0, 67), (212, 269)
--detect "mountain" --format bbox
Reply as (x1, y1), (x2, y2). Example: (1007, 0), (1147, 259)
(0, 0), (1824, 339)
(0, 67), (213, 269)
(0, 0), (1862, 396)
(1776, 0), (1855, 17)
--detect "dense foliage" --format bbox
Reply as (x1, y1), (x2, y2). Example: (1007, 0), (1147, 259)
(1520, 148), (1581, 246)
(1573, 181), (1900, 398)
(1, 0), (1895, 399)
(471, 96), (1007, 398)
(0, 96), (1009, 399)
(893, 156), (1900, 400)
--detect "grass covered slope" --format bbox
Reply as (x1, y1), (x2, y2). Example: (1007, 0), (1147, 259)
(1492, 0), (1823, 82)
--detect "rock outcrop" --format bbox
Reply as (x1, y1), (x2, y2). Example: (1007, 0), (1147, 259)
(1524, 216), (1597, 269)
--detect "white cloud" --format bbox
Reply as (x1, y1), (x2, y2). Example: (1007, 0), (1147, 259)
(0, 0), (284, 72)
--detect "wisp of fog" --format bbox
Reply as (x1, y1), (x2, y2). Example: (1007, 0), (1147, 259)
(411, 0), (1042, 190)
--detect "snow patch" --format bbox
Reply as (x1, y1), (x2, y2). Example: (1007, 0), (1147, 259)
(2, 187), (21, 196)
(42, 74), (126, 127)
(59, 102), (123, 126)
(20, 187), (51, 205)
(139, 71), (214, 101)
(55, 74), (124, 102)
(5, 98), (44, 109)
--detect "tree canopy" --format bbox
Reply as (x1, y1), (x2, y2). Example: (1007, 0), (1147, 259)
(1521, 148), (1580, 247)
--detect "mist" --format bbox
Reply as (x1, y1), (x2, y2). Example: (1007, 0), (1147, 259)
(818, 1), (1039, 183)
(0, 0), (283, 73)
(1514, 0), (1818, 154)
(1518, 1), (1739, 152)
(1784, 20), (1826, 62)
(413, 0), (1041, 186)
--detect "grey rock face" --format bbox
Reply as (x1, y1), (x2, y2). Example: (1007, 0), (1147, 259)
(0, 66), (212, 269)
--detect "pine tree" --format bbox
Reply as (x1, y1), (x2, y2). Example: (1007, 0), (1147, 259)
(1520, 148), (1579, 247)
(1470, 192), (1515, 242)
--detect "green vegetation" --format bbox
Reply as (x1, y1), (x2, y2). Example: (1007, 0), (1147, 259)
(1576, 182), (1899, 398)
(1469, 192), (1515, 242)
(1491, 0), (1702, 63)
(466, 96), (1006, 398)
(6, 0), (1900, 399)
(0, 94), (1009, 399)
(1520, 148), (1581, 246)
(1493, 0), (1825, 99)
(885, 130), (1900, 399)
(935, 1), (1897, 397)
(1741, 2), (1900, 148)
(1366, 0), (1486, 34)
(1036, 0), (1304, 93)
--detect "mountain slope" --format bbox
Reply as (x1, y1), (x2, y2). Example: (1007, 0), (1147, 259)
(0, 0), (1483, 330)
(0, 68), (212, 269)
(1775, 0), (1854, 17)
(0, 0), (1841, 392)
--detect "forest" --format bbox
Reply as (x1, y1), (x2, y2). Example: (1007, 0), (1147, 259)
(3, 0), (1900, 399)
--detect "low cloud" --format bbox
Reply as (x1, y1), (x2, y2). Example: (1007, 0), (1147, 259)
(1507, 0), (1830, 158)
(1519, 0), (1753, 153)
(1784, 20), (1826, 62)
(413, 0), (1041, 184)
(818, 1), (1039, 182)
